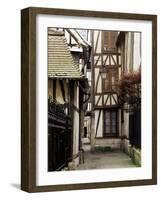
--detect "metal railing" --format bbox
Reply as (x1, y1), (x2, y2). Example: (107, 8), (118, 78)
(48, 98), (72, 171)
(129, 110), (141, 149)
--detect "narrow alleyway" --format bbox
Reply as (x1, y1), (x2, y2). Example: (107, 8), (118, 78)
(77, 145), (137, 170)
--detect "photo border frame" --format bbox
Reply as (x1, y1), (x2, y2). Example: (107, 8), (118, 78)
(21, 7), (157, 192)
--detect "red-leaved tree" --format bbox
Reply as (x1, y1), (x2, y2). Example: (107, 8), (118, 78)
(117, 68), (141, 112)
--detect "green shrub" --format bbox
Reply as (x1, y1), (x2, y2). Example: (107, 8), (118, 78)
(94, 146), (112, 152)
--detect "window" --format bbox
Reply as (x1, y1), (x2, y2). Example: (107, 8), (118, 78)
(104, 110), (118, 137)
(102, 31), (118, 52)
(102, 69), (118, 92)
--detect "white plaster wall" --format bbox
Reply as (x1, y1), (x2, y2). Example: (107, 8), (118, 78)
(124, 34), (128, 72)
(107, 96), (111, 105)
(87, 71), (91, 82)
(97, 57), (102, 65)
(72, 83), (80, 164)
(126, 32), (132, 72)
(98, 75), (102, 93)
(73, 110), (79, 155)
(95, 95), (102, 106)
(104, 95), (108, 105)
(103, 55), (115, 66)
(123, 109), (129, 138)
(133, 33), (141, 70)
(125, 32), (141, 72)
(65, 30), (70, 44)
(111, 55), (117, 65)
(48, 79), (53, 99)
(95, 138), (121, 149)
(56, 80), (67, 104)
(95, 110), (103, 137)
(111, 95), (115, 105)
(93, 31), (98, 52)
(95, 68), (102, 93)
(48, 79), (68, 103)
(74, 83), (79, 107)
(94, 31), (102, 53)
(73, 87), (79, 164)
(119, 54), (122, 65)
(97, 32), (102, 53)
(94, 55), (100, 65)
(113, 94), (117, 103)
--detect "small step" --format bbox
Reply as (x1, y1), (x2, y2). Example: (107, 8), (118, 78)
(81, 137), (90, 144)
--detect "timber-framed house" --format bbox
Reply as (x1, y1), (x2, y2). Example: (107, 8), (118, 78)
(47, 28), (142, 171)
(87, 30), (141, 155)
(48, 28), (91, 171)
(90, 30), (122, 149)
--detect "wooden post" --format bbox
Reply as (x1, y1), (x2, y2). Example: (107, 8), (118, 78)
(90, 30), (95, 152)
(80, 109), (84, 138)
(90, 110), (95, 152)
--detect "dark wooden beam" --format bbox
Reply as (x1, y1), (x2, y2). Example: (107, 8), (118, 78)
(95, 95), (102, 106)
(105, 95), (110, 105)
(94, 55), (101, 66)
(59, 80), (66, 102)
(94, 105), (120, 109)
(95, 91), (118, 95)
(95, 72), (100, 93)
(95, 110), (101, 138)
(94, 52), (121, 56)
(94, 65), (121, 68)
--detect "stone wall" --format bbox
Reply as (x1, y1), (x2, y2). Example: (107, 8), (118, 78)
(95, 138), (121, 149)
(121, 138), (141, 166)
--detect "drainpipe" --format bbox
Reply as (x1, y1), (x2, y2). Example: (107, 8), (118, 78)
(90, 110), (95, 152)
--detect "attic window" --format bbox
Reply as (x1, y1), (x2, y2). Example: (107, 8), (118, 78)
(103, 31), (118, 53)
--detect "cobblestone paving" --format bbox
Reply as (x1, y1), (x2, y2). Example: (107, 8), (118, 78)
(77, 150), (138, 170)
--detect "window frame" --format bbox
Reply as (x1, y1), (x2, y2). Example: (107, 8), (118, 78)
(102, 31), (118, 54)
(103, 109), (118, 137)
(102, 68), (119, 92)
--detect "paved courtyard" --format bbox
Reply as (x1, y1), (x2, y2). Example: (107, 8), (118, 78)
(77, 149), (137, 170)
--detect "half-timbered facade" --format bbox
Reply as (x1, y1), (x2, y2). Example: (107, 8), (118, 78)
(89, 30), (122, 149)
(83, 30), (141, 153)
(48, 28), (91, 171)
(47, 28), (141, 170)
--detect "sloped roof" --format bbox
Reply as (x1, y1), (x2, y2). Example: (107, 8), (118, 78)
(67, 29), (91, 47)
(48, 29), (83, 79)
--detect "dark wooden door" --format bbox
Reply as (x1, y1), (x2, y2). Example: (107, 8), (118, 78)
(129, 110), (141, 148)
(104, 110), (117, 137)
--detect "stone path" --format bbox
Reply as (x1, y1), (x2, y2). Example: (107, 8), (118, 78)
(77, 150), (137, 170)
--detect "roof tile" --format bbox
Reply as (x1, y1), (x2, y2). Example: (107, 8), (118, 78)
(48, 30), (83, 79)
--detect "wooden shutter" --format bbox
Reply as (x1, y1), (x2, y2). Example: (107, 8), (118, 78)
(103, 31), (118, 52)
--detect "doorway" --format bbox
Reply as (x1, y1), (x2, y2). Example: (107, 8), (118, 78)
(103, 109), (118, 137)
